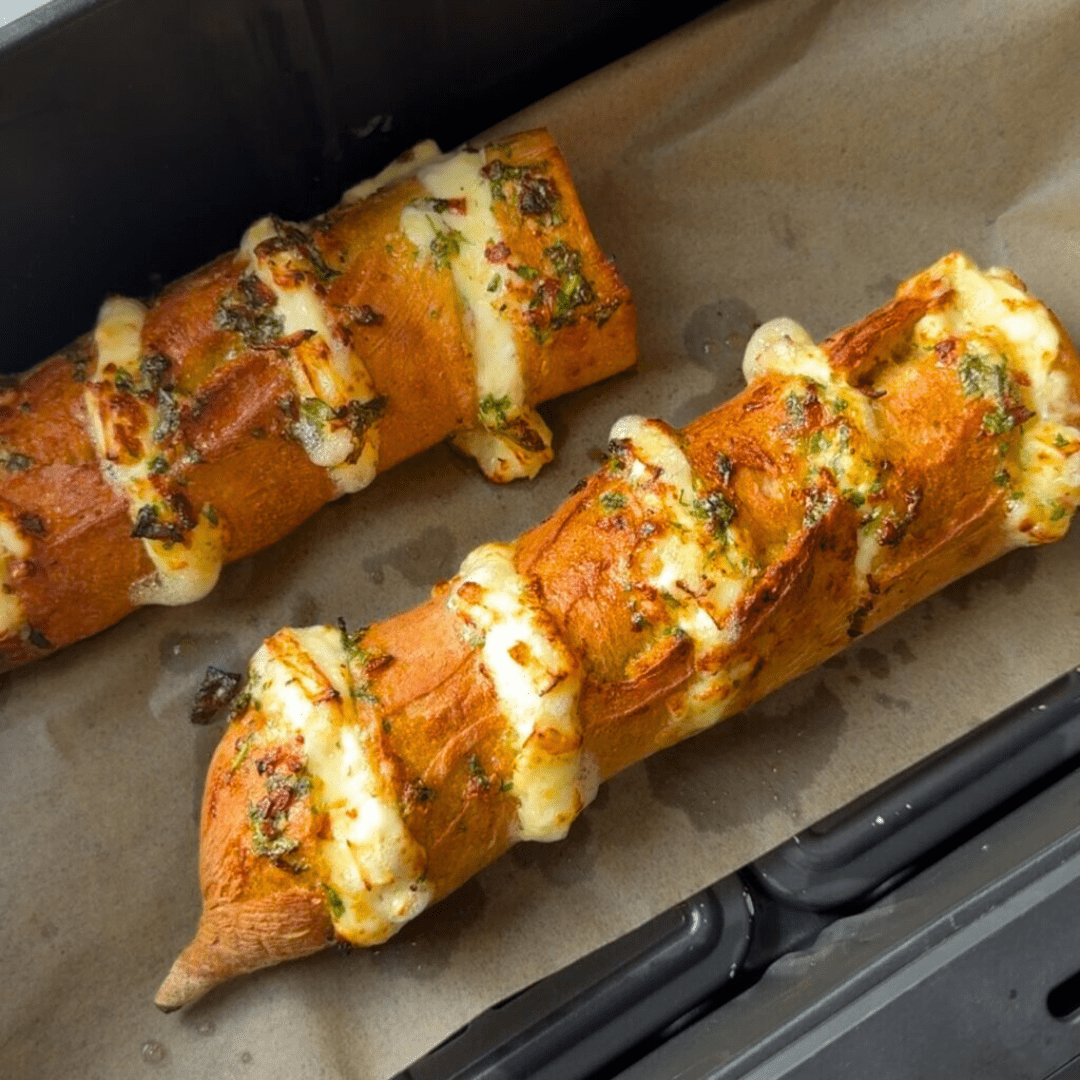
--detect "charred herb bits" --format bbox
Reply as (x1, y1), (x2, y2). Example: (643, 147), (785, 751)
(190, 666), (244, 725)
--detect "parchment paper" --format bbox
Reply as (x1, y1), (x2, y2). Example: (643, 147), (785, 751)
(4, 0), (1080, 1076)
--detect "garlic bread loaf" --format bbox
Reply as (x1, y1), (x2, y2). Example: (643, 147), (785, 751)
(0, 129), (635, 668)
(157, 253), (1080, 1009)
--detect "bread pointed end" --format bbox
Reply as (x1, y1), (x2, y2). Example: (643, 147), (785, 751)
(155, 954), (223, 1012)
(155, 888), (334, 1011)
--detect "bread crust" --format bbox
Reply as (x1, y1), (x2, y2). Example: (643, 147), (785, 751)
(0, 129), (636, 667)
(157, 253), (1080, 1010)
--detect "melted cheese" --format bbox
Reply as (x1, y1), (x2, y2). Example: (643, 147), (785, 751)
(398, 148), (553, 481)
(447, 543), (594, 841)
(743, 317), (834, 385)
(87, 297), (225, 607)
(610, 416), (753, 736)
(340, 139), (442, 205)
(913, 253), (1079, 544)
(0, 513), (30, 638)
(251, 625), (431, 943)
(238, 218), (381, 496)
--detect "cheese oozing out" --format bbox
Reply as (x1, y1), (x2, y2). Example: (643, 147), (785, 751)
(743, 317), (835, 386)
(0, 512), (30, 639)
(86, 296), (225, 607)
(610, 416), (755, 737)
(398, 148), (554, 482)
(447, 543), (596, 842)
(250, 625), (432, 944)
(238, 218), (381, 497)
(911, 253), (1080, 544)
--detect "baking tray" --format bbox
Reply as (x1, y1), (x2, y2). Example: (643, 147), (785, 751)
(5, 1), (1080, 1077)
(0, 0), (720, 373)
(395, 668), (1080, 1079)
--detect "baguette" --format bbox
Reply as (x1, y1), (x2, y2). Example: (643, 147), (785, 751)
(157, 253), (1080, 1010)
(0, 129), (635, 668)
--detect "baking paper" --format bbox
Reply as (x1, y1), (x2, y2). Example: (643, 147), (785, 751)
(3, 0), (1079, 1075)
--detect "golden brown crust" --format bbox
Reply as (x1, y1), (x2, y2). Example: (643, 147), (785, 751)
(0, 129), (636, 668)
(159, 253), (1080, 1010)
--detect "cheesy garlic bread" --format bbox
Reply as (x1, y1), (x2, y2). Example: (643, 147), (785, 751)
(157, 253), (1080, 1009)
(0, 129), (635, 668)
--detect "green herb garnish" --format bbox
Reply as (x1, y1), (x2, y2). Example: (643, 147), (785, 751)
(479, 393), (513, 430)
(599, 490), (628, 513)
(323, 884), (346, 919)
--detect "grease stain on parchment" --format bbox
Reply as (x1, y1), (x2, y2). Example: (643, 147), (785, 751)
(673, 296), (760, 428)
(290, 592), (321, 627)
(943, 547), (1039, 609)
(856, 647), (891, 681)
(362, 525), (460, 588)
(892, 639), (917, 665)
(645, 679), (847, 834)
(367, 877), (489, 981)
(509, 813), (596, 888)
(159, 631), (239, 675)
(872, 690), (914, 713)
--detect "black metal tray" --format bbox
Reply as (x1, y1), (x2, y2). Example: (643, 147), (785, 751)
(0, 0), (718, 373)
(398, 669), (1080, 1079)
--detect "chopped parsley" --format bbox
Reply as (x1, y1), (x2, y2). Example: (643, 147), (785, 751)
(323, 884), (346, 919)
(337, 617), (372, 663)
(18, 512), (46, 536)
(248, 807), (299, 859)
(479, 393), (512, 430)
(215, 275), (285, 347)
(229, 735), (254, 774)
(694, 492), (736, 532)
(519, 175), (560, 218)
(599, 490), (628, 513)
(429, 220), (465, 269)
(715, 452), (734, 484)
(552, 272), (595, 327)
(351, 683), (379, 706)
(982, 407), (1014, 436)
(480, 159), (529, 202)
(544, 240), (582, 277)
(301, 397), (336, 423)
(467, 754), (491, 790)
(803, 486), (836, 528)
(957, 351), (1007, 399)
(152, 388), (180, 443)
(4, 452), (32, 472)
(785, 391), (807, 427)
(593, 299), (621, 327)
(130, 503), (185, 544)
(140, 352), (172, 391)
